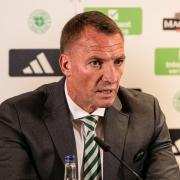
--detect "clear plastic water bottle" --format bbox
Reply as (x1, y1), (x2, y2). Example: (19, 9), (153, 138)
(64, 155), (77, 180)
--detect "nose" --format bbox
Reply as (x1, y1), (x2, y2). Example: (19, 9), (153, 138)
(102, 63), (118, 83)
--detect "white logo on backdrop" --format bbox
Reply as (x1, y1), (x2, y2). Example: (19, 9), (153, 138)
(108, 9), (119, 20)
(23, 52), (54, 74)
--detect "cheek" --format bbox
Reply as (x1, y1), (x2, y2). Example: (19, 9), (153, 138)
(73, 65), (93, 82)
(70, 63), (99, 92)
(72, 71), (93, 90)
(82, 76), (96, 90)
(116, 66), (124, 81)
(79, 76), (97, 97)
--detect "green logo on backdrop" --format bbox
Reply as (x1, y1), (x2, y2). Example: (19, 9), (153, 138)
(155, 48), (180, 75)
(28, 9), (51, 34)
(84, 7), (142, 35)
(173, 91), (180, 113)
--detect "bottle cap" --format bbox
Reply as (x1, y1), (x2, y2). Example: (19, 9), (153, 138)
(64, 155), (76, 163)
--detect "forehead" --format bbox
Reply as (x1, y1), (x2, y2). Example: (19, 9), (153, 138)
(70, 27), (124, 53)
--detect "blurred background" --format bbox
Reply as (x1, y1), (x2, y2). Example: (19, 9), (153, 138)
(1, 0), (180, 164)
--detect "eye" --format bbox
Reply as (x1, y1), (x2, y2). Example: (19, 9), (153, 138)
(114, 58), (124, 66)
(89, 60), (102, 68)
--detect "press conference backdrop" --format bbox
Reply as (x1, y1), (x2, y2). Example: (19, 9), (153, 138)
(1, 0), (180, 164)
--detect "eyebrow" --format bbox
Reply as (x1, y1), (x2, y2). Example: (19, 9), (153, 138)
(117, 55), (126, 59)
(89, 42), (123, 48)
(89, 55), (126, 61)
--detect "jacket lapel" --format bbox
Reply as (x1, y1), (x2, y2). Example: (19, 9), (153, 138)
(103, 97), (129, 180)
(42, 78), (77, 169)
(44, 104), (77, 162)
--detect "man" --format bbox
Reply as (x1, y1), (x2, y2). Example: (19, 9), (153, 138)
(0, 11), (179, 180)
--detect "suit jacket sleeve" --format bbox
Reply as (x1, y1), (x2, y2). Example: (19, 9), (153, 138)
(144, 97), (180, 180)
(0, 101), (39, 180)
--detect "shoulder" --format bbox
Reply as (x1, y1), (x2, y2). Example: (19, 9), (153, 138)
(118, 86), (158, 113)
(0, 79), (65, 113)
(119, 86), (155, 101)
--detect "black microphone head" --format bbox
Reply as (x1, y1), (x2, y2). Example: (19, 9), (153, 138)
(94, 136), (111, 152)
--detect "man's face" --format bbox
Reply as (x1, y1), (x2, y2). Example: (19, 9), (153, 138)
(60, 26), (125, 113)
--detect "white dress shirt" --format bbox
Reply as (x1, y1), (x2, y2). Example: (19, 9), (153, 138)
(64, 81), (105, 180)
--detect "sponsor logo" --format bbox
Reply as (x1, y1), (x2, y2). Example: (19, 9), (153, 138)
(28, 9), (51, 34)
(155, 48), (180, 75)
(163, 12), (180, 32)
(169, 129), (180, 165)
(9, 49), (63, 76)
(173, 91), (180, 113)
(84, 7), (142, 35)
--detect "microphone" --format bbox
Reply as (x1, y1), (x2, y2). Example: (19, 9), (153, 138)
(94, 136), (143, 180)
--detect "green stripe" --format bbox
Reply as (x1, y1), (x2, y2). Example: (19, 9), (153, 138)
(86, 116), (97, 124)
(84, 143), (98, 164)
(89, 163), (101, 180)
(84, 153), (99, 177)
(84, 122), (94, 131)
(85, 135), (94, 149)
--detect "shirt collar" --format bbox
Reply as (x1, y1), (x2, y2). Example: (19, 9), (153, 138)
(64, 80), (105, 120)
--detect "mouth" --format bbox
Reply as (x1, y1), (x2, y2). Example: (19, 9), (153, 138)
(97, 90), (113, 94)
(96, 89), (115, 97)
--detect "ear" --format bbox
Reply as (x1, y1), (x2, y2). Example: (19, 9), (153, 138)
(59, 54), (71, 77)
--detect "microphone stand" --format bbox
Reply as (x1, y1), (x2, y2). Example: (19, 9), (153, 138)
(94, 136), (143, 180)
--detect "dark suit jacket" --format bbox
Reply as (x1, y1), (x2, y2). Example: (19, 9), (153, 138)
(0, 78), (179, 180)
